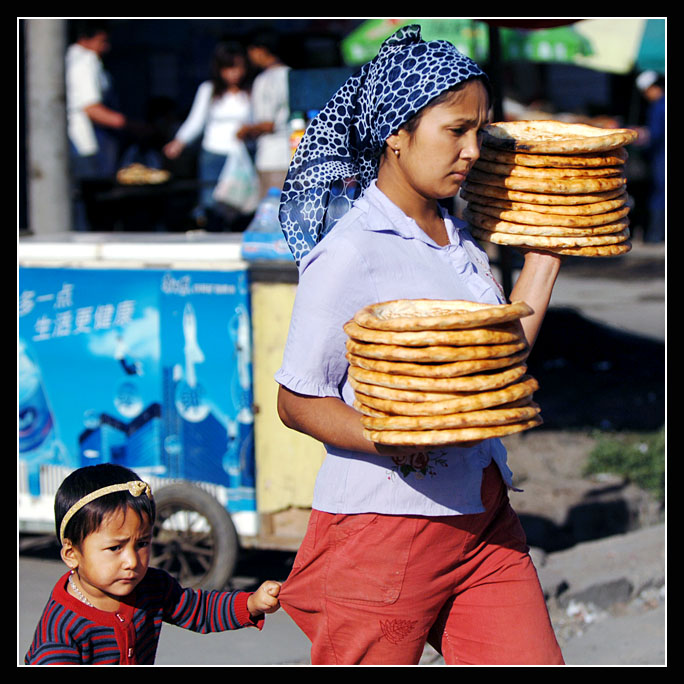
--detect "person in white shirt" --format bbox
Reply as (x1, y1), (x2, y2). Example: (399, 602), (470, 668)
(65, 21), (128, 230)
(237, 32), (291, 198)
(164, 41), (252, 230)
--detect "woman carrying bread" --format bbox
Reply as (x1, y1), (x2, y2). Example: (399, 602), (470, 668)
(275, 26), (564, 665)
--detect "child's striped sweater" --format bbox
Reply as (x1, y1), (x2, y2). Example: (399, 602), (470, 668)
(25, 567), (261, 664)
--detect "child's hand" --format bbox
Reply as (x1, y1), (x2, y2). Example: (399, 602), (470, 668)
(247, 580), (281, 617)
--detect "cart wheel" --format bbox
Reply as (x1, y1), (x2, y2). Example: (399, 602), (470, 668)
(151, 483), (239, 590)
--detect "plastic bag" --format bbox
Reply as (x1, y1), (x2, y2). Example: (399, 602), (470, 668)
(213, 142), (260, 214)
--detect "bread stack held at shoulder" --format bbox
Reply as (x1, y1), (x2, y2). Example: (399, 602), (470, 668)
(463, 120), (638, 257)
(346, 299), (542, 447)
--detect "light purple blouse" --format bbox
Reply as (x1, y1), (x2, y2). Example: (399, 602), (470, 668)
(275, 181), (517, 516)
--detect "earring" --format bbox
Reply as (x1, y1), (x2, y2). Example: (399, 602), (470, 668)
(393, 148), (400, 157)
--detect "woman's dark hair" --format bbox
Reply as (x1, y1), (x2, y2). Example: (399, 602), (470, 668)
(400, 75), (493, 135)
(210, 41), (247, 98)
(55, 464), (156, 547)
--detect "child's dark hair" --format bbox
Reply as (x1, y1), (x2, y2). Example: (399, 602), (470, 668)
(55, 464), (156, 547)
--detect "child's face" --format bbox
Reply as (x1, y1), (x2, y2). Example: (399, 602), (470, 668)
(66, 506), (152, 611)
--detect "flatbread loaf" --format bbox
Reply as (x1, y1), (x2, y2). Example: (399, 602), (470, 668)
(346, 349), (529, 378)
(462, 180), (626, 206)
(352, 375), (539, 416)
(542, 242), (632, 257)
(349, 377), (482, 402)
(353, 299), (533, 331)
(354, 396), (534, 417)
(481, 120), (638, 154)
(465, 207), (631, 234)
(460, 188), (628, 216)
(346, 337), (528, 363)
(343, 319), (522, 347)
(469, 225), (630, 248)
(117, 163), (171, 185)
(467, 168), (626, 195)
(474, 159), (623, 179)
(363, 416), (543, 446)
(478, 146), (628, 168)
(348, 362), (528, 393)
(359, 401), (541, 430)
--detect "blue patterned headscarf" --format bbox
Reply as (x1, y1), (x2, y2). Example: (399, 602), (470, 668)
(279, 24), (487, 266)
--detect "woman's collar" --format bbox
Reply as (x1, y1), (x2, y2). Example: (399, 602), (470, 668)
(363, 180), (462, 247)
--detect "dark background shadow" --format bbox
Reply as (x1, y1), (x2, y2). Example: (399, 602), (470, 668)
(516, 285), (665, 550)
(525, 306), (664, 432)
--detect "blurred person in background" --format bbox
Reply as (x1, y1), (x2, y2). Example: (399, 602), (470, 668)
(636, 71), (665, 244)
(238, 31), (291, 197)
(65, 20), (130, 230)
(163, 41), (252, 230)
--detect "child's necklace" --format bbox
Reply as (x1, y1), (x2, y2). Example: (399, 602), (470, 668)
(69, 570), (94, 607)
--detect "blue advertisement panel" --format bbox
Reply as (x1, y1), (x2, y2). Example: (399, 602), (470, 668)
(18, 266), (255, 514)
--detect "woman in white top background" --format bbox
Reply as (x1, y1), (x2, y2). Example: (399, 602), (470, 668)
(163, 41), (252, 230)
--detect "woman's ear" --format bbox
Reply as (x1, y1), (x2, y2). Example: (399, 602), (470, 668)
(386, 130), (405, 155)
(386, 128), (410, 158)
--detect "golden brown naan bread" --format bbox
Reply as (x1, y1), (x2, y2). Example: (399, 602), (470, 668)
(481, 120), (638, 154)
(359, 401), (541, 430)
(353, 299), (533, 332)
(478, 145), (628, 168)
(460, 188), (628, 216)
(346, 337), (529, 363)
(462, 180), (626, 205)
(363, 416), (543, 445)
(343, 319), (523, 347)
(352, 375), (540, 416)
(467, 168), (626, 195)
(465, 204), (630, 229)
(468, 225), (630, 248)
(473, 159), (623, 179)
(347, 362), (528, 393)
(346, 349), (529, 378)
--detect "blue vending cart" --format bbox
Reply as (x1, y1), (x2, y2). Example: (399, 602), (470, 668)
(19, 233), (256, 589)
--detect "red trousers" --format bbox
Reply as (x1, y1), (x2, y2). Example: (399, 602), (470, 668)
(279, 462), (564, 665)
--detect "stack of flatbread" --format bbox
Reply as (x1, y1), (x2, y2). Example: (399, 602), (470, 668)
(461, 120), (638, 257)
(116, 163), (171, 185)
(345, 298), (543, 446)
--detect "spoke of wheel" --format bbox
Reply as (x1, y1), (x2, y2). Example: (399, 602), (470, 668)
(152, 508), (217, 582)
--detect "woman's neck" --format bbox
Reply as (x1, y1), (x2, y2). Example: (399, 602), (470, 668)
(376, 167), (449, 246)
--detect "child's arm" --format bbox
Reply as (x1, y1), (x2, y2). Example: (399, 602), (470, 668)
(156, 568), (277, 633)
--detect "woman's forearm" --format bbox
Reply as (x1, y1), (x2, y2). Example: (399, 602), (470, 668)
(277, 385), (480, 458)
(509, 250), (562, 351)
(277, 385), (379, 454)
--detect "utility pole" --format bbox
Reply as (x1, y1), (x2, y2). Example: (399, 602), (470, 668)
(23, 18), (71, 234)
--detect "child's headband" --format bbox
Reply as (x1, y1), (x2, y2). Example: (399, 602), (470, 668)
(59, 480), (153, 544)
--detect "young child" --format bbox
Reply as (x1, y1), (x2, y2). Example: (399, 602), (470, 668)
(24, 464), (281, 665)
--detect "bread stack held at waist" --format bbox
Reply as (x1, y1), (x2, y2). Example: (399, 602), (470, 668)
(345, 299), (543, 446)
